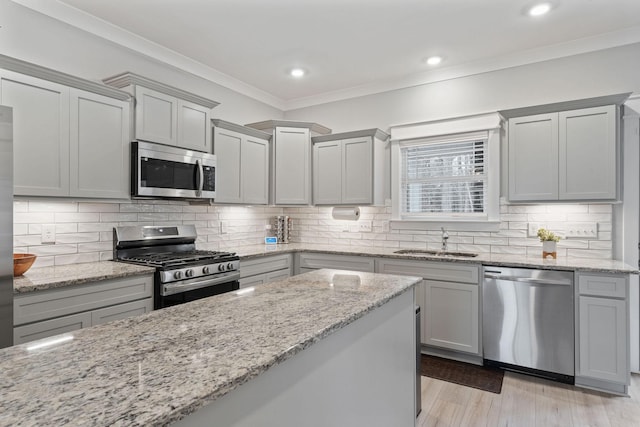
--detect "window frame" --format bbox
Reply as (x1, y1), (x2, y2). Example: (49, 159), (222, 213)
(390, 113), (502, 230)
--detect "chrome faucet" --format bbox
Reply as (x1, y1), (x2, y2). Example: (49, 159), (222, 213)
(441, 227), (449, 251)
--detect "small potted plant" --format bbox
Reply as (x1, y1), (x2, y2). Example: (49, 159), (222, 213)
(537, 228), (560, 259)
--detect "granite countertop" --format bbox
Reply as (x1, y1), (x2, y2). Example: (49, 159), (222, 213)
(13, 262), (155, 294)
(235, 243), (639, 274)
(0, 269), (420, 426)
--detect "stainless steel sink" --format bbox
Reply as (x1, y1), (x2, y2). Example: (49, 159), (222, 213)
(393, 249), (478, 258)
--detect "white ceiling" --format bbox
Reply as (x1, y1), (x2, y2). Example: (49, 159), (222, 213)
(14, 0), (640, 110)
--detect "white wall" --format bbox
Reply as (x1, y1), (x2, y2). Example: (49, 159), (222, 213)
(0, 0), (283, 125)
(284, 43), (640, 132)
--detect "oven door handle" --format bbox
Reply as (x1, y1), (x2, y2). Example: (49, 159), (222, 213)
(195, 159), (204, 197)
(162, 271), (240, 296)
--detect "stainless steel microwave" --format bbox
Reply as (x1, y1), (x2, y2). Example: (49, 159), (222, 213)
(131, 141), (216, 199)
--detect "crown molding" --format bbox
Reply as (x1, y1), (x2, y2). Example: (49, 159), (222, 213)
(211, 119), (272, 140)
(312, 128), (389, 143)
(10, 0), (285, 110)
(245, 120), (332, 135)
(103, 72), (219, 109)
(0, 54), (131, 101)
(12, 0), (640, 113)
(282, 26), (640, 111)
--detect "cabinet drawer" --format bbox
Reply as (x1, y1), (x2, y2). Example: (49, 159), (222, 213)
(297, 252), (374, 272)
(91, 299), (153, 326)
(14, 311), (92, 345)
(376, 258), (479, 284)
(14, 274), (154, 326)
(578, 274), (627, 298)
(239, 254), (292, 278)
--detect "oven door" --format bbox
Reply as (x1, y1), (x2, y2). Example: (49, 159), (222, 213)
(132, 140), (216, 199)
(155, 271), (239, 309)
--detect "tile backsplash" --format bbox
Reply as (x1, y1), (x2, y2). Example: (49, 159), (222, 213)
(286, 198), (613, 260)
(14, 197), (613, 268)
(13, 199), (283, 268)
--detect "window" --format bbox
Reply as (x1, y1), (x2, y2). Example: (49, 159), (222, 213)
(401, 132), (487, 217)
(390, 113), (501, 226)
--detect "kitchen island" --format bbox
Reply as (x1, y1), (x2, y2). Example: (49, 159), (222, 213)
(0, 269), (420, 426)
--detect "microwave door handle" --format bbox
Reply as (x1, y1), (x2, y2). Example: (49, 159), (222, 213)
(195, 160), (204, 197)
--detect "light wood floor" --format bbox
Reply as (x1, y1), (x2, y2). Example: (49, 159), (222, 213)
(417, 372), (640, 427)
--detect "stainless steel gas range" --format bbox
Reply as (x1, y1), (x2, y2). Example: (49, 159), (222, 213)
(113, 225), (239, 309)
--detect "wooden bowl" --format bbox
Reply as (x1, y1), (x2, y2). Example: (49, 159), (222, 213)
(14, 254), (37, 276)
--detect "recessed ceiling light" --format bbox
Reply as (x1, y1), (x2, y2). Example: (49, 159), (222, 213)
(290, 68), (305, 78)
(528, 3), (551, 16)
(426, 56), (442, 66)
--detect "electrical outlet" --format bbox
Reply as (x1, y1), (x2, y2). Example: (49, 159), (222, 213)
(565, 222), (598, 238)
(528, 222), (541, 238)
(359, 220), (372, 233)
(41, 224), (56, 244)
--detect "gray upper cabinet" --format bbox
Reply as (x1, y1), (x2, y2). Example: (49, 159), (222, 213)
(212, 120), (270, 205)
(0, 63), (131, 199)
(0, 71), (70, 196)
(246, 120), (332, 205)
(312, 129), (389, 206)
(70, 89), (130, 198)
(104, 72), (218, 152)
(508, 104), (618, 202)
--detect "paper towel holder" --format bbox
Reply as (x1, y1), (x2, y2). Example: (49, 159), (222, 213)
(332, 206), (360, 221)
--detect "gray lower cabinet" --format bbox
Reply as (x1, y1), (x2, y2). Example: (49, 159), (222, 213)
(239, 254), (292, 288)
(13, 274), (153, 345)
(296, 252), (375, 274)
(375, 258), (481, 361)
(576, 272), (629, 394)
(0, 69), (130, 198)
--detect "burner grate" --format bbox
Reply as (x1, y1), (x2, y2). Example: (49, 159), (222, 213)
(119, 250), (235, 267)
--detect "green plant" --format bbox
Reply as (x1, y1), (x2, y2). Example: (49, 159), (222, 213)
(537, 228), (560, 242)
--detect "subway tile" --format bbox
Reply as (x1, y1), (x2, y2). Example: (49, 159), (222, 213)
(77, 242), (113, 252)
(32, 256), (54, 268)
(29, 201), (77, 213)
(13, 201), (28, 213)
(546, 204), (589, 214)
(14, 212), (55, 224)
(79, 202), (120, 213)
(56, 212), (100, 223)
(490, 245), (527, 255)
(13, 224), (28, 235)
(14, 235), (42, 246)
(78, 222), (118, 232)
(55, 232), (101, 244)
(588, 204), (613, 213)
(100, 213), (138, 222)
(119, 203), (155, 213)
(55, 252), (100, 266)
(138, 213), (169, 222)
(29, 244), (77, 256)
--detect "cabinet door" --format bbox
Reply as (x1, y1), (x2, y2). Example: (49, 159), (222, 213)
(13, 311), (91, 345)
(342, 137), (372, 204)
(0, 71), (70, 196)
(423, 280), (479, 354)
(265, 268), (291, 283)
(69, 89), (130, 198)
(177, 99), (211, 152)
(242, 136), (269, 204)
(239, 274), (266, 289)
(559, 105), (616, 200)
(578, 296), (628, 384)
(274, 127), (310, 204)
(508, 113), (559, 201)
(313, 140), (342, 205)
(91, 299), (153, 326)
(134, 86), (177, 145)
(213, 127), (243, 203)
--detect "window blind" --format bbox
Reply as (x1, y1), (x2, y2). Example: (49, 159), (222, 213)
(400, 134), (487, 216)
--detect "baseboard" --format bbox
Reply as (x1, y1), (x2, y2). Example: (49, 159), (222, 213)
(422, 345), (483, 366)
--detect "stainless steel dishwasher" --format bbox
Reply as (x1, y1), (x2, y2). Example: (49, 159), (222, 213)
(483, 266), (574, 383)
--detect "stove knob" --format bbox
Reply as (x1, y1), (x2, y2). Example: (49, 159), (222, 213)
(218, 264), (225, 272)
(227, 263), (233, 270)
(185, 269), (194, 278)
(202, 266), (210, 274)
(173, 271), (183, 280)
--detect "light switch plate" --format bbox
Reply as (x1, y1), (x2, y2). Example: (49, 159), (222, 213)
(359, 220), (372, 233)
(528, 222), (542, 238)
(565, 222), (598, 239)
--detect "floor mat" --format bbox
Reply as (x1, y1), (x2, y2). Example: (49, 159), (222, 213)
(420, 354), (504, 394)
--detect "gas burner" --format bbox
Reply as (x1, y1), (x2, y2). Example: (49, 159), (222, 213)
(119, 250), (236, 267)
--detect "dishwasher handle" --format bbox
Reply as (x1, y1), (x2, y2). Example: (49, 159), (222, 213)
(483, 273), (572, 286)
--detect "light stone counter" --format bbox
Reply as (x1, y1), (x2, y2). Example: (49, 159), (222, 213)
(13, 261), (155, 294)
(235, 243), (639, 274)
(0, 269), (420, 426)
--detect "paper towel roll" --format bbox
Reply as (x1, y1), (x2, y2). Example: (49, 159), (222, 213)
(331, 206), (360, 221)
